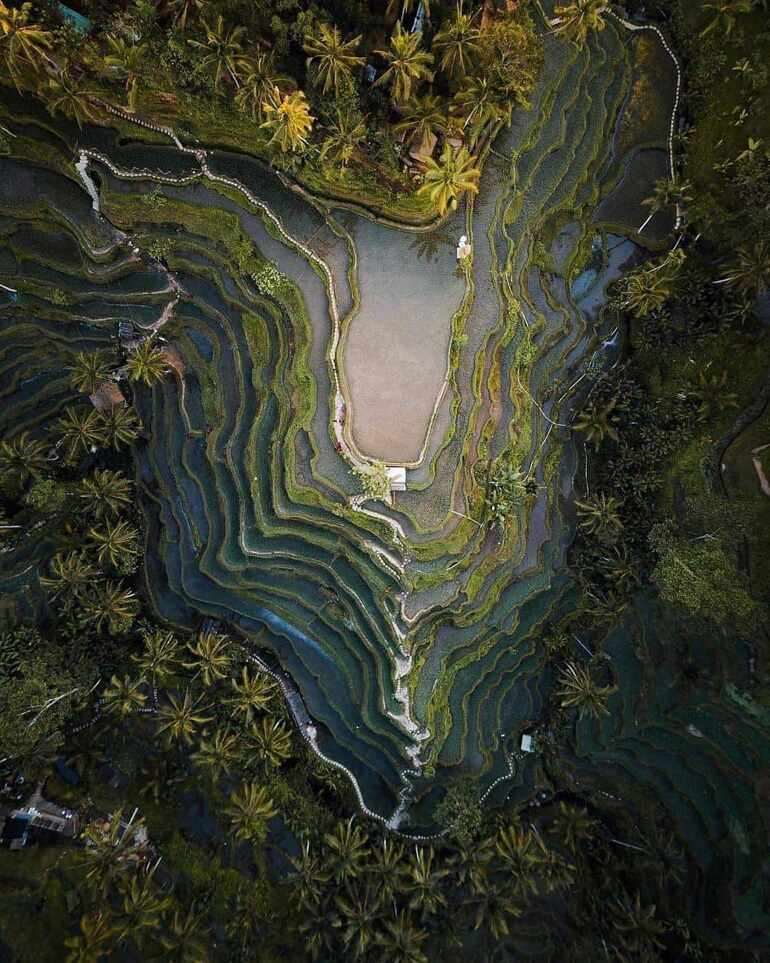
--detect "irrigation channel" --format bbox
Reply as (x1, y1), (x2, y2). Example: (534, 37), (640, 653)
(6, 4), (765, 891)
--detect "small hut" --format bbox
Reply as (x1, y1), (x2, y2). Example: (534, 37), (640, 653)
(89, 381), (126, 411)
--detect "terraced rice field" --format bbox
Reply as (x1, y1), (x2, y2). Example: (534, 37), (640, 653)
(3, 9), (736, 842)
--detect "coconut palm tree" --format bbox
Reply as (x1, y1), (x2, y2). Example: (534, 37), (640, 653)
(234, 54), (285, 120)
(243, 716), (292, 768)
(126, 339), (170, 387)
(104, 35), (149, 112)
(57, 405), (104, 461)
(319, 111), (367, 170)
(690, 368), (740, 422)
(552, 1), (609, 45)
(719, 239), (770, 298)
(324, 818), (370, 884)
(298, 899), (340, 960)
(639, 178), (693, 233)
(574, 492), (623, 539)
(470, 884), (522, 940)
(334, 884), (383, 959)
(375, 910), (428, 963)
(557, 660), (613, 719)
(63, 911), (116, 962)
(79, 468), (133, 519)
(394, 94), (447, 146)
(451, 74), (511, 146)
(572, 397), (620, 449)
(446, 836), (492, 894)
(303, 23), (364, 95)
(386, 0), (431, 23)
(184, 630), (232, 686)
(225, 665), (277, 722)
(167, 0), (203, 32)
(367, 836), (406, 901)
(156, 688), (212, 745)
(114, 871), (172, 948)
(102, 674), (147, 718)
(88, 518), (140, 569)
(0, 430), (48, 485)
(41, 550), (98, 599)
(82, 580), (139, 634)
(432, 3), (480, 80)
(68, 351), (112, 395)
(44, 70), (98, 128)
(548, 801), (597, 853)
(406, 846), (448, 920)
(610, 891), (668, 956)
(618, 267), (674, 318)
(0, 0), (52, 91)
(160, 905), (210, 962)
(375, 23), (434, 106)
(700, 0), (753, 38)
(225, 782), (277, 841)
(289, 839), (331, 906)
(78, 809), (148, 895)
(95, 404), (140, 450)
(495, 826), (542, 898)
(417, 144), (480, 216)
(192, 726), (239, 780)
(261, 88), (314, 153)
(132, 629), (181, 686)
(188, 15), (246, 91)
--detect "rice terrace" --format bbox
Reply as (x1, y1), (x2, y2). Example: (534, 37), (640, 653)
(0, 0), (769, 960)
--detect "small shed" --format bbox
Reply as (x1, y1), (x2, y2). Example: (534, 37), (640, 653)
(386, 467), (407, 492)
(456, 235), (472, 260)
(520, 733), (534, 753)
(409, 130), (437, 167)
(89, 381), (126, 411)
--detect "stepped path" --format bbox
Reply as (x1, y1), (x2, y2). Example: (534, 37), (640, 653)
(0, 12), (696, 838)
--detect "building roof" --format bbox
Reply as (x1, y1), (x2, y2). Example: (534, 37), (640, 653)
(386, 467), (407, 492)
(89, 380), (126, 411)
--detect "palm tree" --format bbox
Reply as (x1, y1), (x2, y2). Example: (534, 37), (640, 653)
(417, 144), (480, 216)
(188, 15), (246, 91)
(78, 809), (148, 896)
(57, 406), (104, 461)
(639, 178), (693, 234)
(68, 351), (112, 395)
(132, 629), (181, 685)
(167, 0), (203, 32)
(375, 23), (434, 106)
(82, 580), (139, 634)
(451, 74), (511, 146)
(700, 0), (753, 38)
(574, 492), (623, 539)
(126, 339), (170, 386)
(104, 35), (149, 112)
(88, 518), (140, 569)
(375, 910), (428, 963)
(719, 239), (770, 298)
(319, 111), (367, 170)
(298, 899), (340, 961)
(334, 884), (382, 959)
(95, 404), (140, 450)
(44, 70), (98, 128)
(0, 0), (52, 91)
(160, 905), (210, 962)
(225, 665), (277, 722)
(41, 550), (98, 599)
(102, 674), (147, 718)
(552, 1), (609, 45)
(571, 397), (620, 448)
(79, 468), (132, 519)
(495, 825), (541, 898)
(618, 268), (674, 318)
(243, 716), (292, 768)
(471, 884), (522, 940)
(610, 891), (668, 956)
(261, 88), (314, 153)
(64, 911), (115, 962)
(690, 368), (739, 422)
(225, 782), (277, 841)
(406, 846), (448, 920)
(184, 630), (232, 686)
(289, 840), (331, 905)
(557, 660), (613, 719)
(367, 837), (406, 901)
(114, 871), (172, 948)
(192, 726), (239, 781)
(394, 94), (447, 146)
(446, 836), (492, 895)
(432, 3), (480, 80)
(386, 0), (431, 23)
(234, 54), (285, 120)
(303, 23), (364, 95)
(324, 818), (370, 884)
(156, 688), (212, 745)
(0, 430), (48, 485)
(548, 801), (597, 853)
